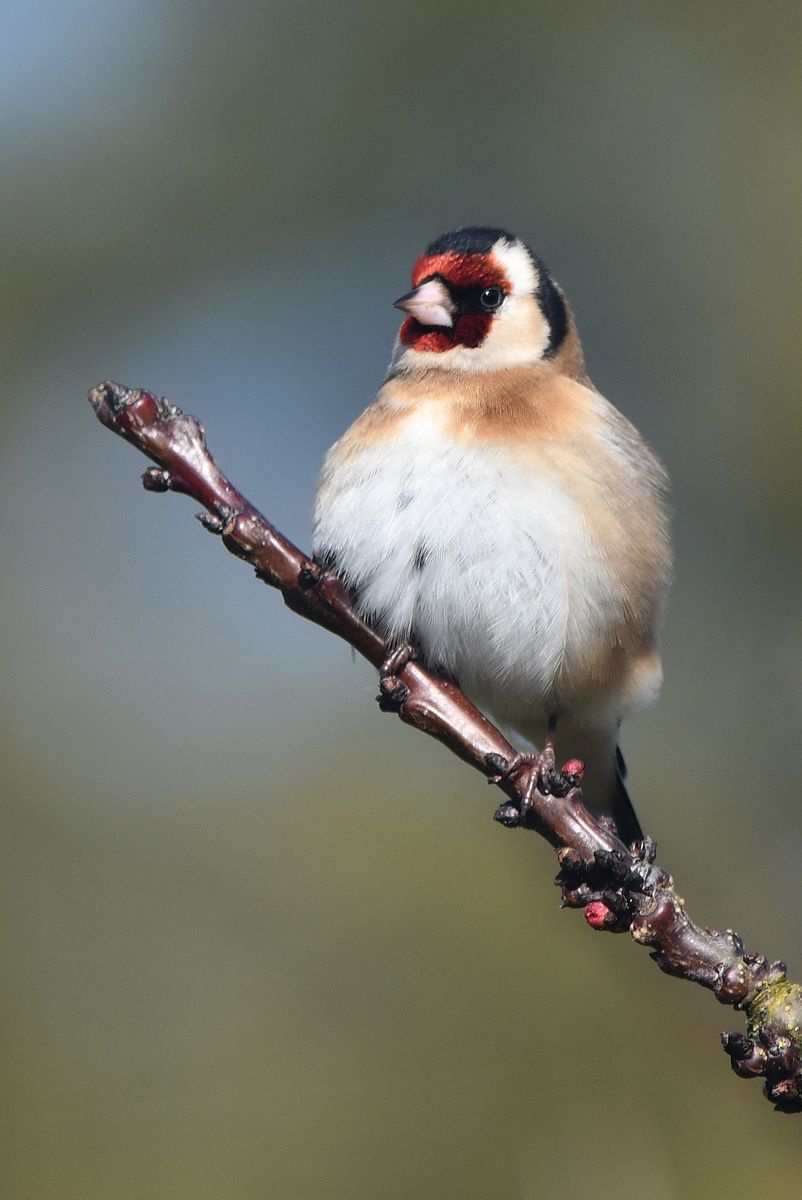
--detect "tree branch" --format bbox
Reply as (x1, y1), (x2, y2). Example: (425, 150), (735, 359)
(88, 379), (802, 1113)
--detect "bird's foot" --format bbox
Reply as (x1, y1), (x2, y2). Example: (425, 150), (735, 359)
(488, 747), (562, 828)
(377, 642), (418, 712)
(519, 745), (561, 825)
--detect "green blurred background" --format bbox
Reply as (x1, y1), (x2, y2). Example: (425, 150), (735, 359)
(2, 2), (801, 1196)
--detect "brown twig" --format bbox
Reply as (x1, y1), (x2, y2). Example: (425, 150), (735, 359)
(88, 379), (802, 1113)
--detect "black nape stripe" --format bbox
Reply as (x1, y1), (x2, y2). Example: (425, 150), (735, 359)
(534, 256), (568, 358)
(425, 226), (517, 256)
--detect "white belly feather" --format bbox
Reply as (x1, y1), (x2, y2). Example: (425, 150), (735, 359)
(314, 407), (627, 732)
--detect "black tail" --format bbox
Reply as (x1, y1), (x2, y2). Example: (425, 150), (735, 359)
(611, 746), (643, 846)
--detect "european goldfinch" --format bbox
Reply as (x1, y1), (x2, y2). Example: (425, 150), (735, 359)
(313, 227), (671, 842)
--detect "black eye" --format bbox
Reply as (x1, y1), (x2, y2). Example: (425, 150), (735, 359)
(480, 286), (504, 311)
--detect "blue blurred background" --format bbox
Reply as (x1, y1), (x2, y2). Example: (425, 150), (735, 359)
(2, 2), (802, 1195)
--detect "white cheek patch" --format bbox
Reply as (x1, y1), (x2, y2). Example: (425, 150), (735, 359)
(483, 293), (550, 362)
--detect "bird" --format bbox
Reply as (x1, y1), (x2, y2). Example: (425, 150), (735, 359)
(313, 226), (671, 843)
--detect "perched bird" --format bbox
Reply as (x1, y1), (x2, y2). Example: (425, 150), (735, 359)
(313, 227), (671, 842)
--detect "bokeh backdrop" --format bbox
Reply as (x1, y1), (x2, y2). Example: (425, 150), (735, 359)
(2, 2), (802, 1196)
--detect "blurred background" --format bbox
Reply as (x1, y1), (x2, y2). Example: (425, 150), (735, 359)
(2, 2), (801, 1196)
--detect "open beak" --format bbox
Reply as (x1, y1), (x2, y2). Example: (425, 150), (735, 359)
(392, 277), (454, 328)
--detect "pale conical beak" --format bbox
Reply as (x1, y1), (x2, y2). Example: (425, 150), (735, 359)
(392, 277), (454, 328)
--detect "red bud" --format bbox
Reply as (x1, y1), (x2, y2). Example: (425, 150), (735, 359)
(561, 758), (585, 781)
(584, 901), (613, 929)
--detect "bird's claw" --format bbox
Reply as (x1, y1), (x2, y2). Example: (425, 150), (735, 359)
(519, 747), (560, 824)
(380, 642), (418, 678)
(487, 747), (562, 827)
(377, 642), (418, 712)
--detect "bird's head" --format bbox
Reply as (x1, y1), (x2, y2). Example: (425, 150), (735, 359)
(390, 226), (575, 375)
